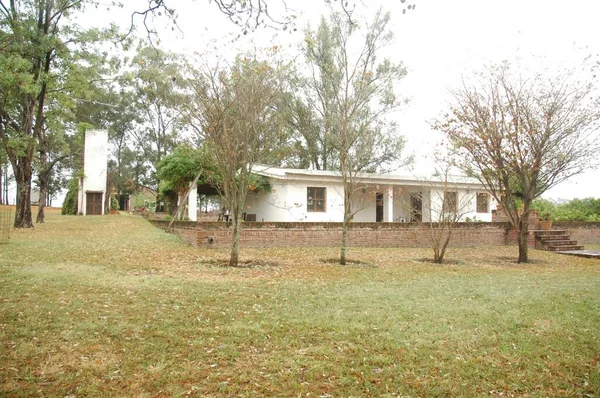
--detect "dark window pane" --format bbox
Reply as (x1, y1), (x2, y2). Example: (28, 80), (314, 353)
(307, 187), (326, 212)
(477, 193), (488, 213)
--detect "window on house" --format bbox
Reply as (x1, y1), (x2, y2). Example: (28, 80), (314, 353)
(307, 187), (326, 212)
(443, 191), (457, 214)
(476, 193), (489, 213)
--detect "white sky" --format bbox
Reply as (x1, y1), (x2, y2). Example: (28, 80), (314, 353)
(63, 0), (600, 202)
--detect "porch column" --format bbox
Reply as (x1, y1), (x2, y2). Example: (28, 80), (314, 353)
(187, 182), (198, 221)
(385, 186), (394, 222)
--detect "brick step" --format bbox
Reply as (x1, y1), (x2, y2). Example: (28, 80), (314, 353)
(535, 230), (570, 236)
(547, 245), (585, 251)
(540, 235), (572, 242)
(534, 229), (585, 252)
(542, 240), (578, 246)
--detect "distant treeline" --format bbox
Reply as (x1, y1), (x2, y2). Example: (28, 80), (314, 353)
(532, 198), (600, 222)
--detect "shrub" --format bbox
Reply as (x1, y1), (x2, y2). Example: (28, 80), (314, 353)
(61, 179), (79, 215)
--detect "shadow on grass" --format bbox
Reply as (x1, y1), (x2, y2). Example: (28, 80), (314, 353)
(413, 256), (551, 267)
(203, 259), (281, 268)
(414, 257), (464, 265)
(321, 258), (376, 267)
(494, 256), (551, 265)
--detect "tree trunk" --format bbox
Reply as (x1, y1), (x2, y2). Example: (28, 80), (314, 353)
(229, 212), (242, 267)
(0, 166), (3, 205)
(437, 234), (452, 264)
(517, 216), (529, 263)
(36, 182), (47, 223)
(340, 216), (349, 265)
(3, 168), (7, 205)
(36, 152), (48, 223)
(14, 162), (33, 228)
(340, 184), (353, 265)
(2, 167), (6, 204)
(340, 195), (352, 265)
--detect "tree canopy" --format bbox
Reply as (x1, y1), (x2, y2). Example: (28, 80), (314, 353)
(183, 56), (287, 266)
(293, 10), (410, 264)
(0, 0), (119, 227)
(435, 62), (599, 263)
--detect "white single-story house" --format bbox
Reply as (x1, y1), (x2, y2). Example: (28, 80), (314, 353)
(214, 165), (496, 223)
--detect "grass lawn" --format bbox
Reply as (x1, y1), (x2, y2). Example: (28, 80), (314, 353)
(1, 208), (599, 397)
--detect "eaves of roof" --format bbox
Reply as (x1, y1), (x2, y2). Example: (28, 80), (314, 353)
(251, 165), (484, 190)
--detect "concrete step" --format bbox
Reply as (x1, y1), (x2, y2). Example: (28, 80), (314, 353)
(547, 245), (585, 251)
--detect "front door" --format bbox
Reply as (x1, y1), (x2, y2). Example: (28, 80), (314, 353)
(86, 192), (103, 215)
(410, 192), (422, 222)
(376, 192), (384, 222)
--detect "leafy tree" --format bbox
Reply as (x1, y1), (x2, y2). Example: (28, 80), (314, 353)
(127, 46), (185, 198)
(156, 144), (213, 219)
(61, 177), (79, 215)
(184, 57), (287, 267)
(435, 62), (599, 263)
(35, 121), (69, 223)
(530, 198), (555, 221)
(0, 0), (118, 227)
(533, 197), (600, 222)
(297, 11), (410, 264)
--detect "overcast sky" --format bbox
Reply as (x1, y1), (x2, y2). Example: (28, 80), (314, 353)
(87, 0), (600, 200)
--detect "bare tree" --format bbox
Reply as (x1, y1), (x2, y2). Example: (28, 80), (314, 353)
(184, 57), (287, 267)
(130, 0), (417, 42)
(399, 159), (477, 264)
(435, 62), (599, 263)
(296, 11), (410, 264)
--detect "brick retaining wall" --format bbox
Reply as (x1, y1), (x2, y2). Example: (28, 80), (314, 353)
(198, 222), (510, 248)
(147, 219), (600, 249)
(149, 220), (199, 246)
(504, 229), (537, 248)
(147, 219), (511, 248)
(553, 222), (600, 245)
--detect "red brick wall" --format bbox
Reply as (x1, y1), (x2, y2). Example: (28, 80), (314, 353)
(194, 222), (509, 248)
(147, 219), (600, 249)
(504, 229), (537, 248)
(148, 219), (199, 246)
(553, 222), (600, 245)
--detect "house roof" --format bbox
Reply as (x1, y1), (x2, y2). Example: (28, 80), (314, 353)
(251, 164), (485, 190)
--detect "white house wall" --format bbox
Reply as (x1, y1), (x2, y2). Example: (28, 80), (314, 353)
(243, 175), (494, 223)
(428, 188), (493, 222)
(245, 180), (345, 222)
(351, 186), (378, 222)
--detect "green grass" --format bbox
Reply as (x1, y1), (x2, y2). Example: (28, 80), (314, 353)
(1, 209), (599, 396)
